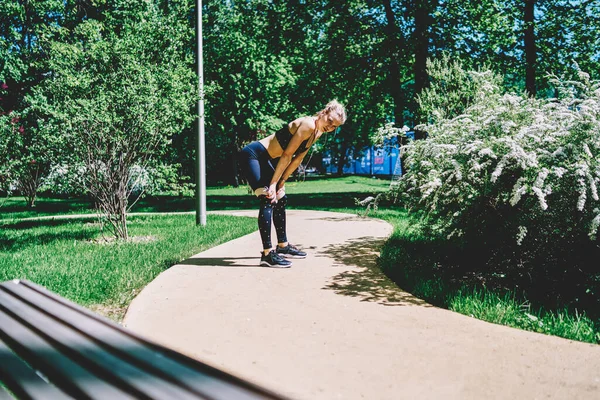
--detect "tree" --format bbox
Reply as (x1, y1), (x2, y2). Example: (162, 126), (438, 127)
(0, 0), (67, 205)
(535, 0), (600, 93)
(524, 0), (537, 96)
(412, 0), (436, 100)
(203, 0), (297, 185)
(0, 108), (15, 196)
(313, 1), (393, 175)
(430, 1), (522, 88)
(30, 1), (195, 239)
(381, 0), (409, 128)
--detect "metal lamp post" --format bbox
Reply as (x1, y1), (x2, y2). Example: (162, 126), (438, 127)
(196, 0), (207, 226)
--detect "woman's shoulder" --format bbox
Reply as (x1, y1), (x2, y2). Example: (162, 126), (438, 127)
(290, 116), (316, 136)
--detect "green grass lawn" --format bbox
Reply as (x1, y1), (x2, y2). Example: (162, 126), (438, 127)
(1, 175), (598, 343)
(0, 197), (94, 220)
(0, 176), (391, 218)
(0, 213), (256, 320)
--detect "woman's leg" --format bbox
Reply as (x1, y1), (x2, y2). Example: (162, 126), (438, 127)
(239, 143), (276, 253)
(258, 196), (274, 250)
(273, 193), (307, 259)
(238, 148), (263, 192)
(272, 194), (288, 246)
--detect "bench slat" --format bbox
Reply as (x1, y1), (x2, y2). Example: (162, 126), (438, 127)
(0, 306), (133, 400)
(0, 338), (73, 400)
(6, 283), (264, 400)
(0, 288), (203, 400)
(12, 280), (283, 400)
(0, 386), (15, 400)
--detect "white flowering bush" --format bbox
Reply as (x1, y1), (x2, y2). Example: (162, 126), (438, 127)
(395, 63), (600, 309)
(370, 122), (409, 147)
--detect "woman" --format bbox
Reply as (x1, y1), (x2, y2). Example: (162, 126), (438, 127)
(239, 100), (347, 268)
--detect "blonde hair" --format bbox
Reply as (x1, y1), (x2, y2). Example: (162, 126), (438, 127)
(316, 99), (347, 124)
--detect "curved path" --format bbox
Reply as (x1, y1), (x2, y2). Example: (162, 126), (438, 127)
(124, 210), (600, 400)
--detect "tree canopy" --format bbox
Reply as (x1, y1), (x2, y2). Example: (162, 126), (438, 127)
(1, 0), (598, 199)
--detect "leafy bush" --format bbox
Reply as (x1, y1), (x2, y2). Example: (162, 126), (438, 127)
(29, 3), (196, 239)
(416, 53), (503, 125)
(0, 111), (16, 194)
(395, 61), (600, 312)
(41, 163), (193, 199)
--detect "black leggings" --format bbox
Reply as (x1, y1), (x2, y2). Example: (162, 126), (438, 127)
(239, 142), (288, 249)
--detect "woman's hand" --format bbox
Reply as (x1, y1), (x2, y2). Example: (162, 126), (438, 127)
(267, 183), (277, 201)
(276, 181), (285, 200)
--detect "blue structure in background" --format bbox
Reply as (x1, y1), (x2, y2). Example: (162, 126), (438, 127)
(323, 131), (414, 176)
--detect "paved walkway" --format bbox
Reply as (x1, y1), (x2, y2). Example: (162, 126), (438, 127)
(124, 210), (600, 400)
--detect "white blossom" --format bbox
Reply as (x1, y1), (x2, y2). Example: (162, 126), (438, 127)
(552, 167), (567, 177)
(420, 177), (442, 198)
(393, 64), (600, 245)
(590, 210), (600, 240)
(510, 177), (528, 206)
(532, 186), (549, 210)
(478, 148), (496, 158)
(516, 226), (528, 246)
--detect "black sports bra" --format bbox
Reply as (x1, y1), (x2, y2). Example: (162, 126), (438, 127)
(275, 124), (315, 156)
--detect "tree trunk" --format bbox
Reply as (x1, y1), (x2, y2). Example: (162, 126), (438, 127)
(17, 165), (41, 208)
(524, 0), (537, 97)
(382, 0), (406, 128)
(231, 135), (240, 188)
(337, 141), (348, 176)
(413, 0), (433, 101)
(89, 164), (130, 241)
(118, 205), (128, 241)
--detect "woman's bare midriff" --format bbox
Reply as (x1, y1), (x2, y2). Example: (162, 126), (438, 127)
(259, 135), (284, 159)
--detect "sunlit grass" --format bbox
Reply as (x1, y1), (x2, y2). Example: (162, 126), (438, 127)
(0, 214), (256, 320)
(449, 288), (600, 344)
(0, 176), (392, 217)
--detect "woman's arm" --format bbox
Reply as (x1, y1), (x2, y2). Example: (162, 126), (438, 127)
(277, 151), (308, 190)
(267, 119), (314, 197)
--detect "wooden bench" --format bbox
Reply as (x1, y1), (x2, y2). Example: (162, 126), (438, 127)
(0, 280), (287, 400)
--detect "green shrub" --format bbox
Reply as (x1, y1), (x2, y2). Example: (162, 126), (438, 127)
(395, 60), (600, 313)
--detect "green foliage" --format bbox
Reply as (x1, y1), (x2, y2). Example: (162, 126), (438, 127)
(396, 59), (600, 311)
(432, 0), (521, 87)
(199, 0), (394, 182)
(416, 54), (503, 124)
(535, 0), (600, 94)
(0, 0), (66, 203)
(430, 0), (600, 93)
(142, 163), (194, 197)
(4, 0), (600, 190)
(28, 1), (196, 238)
(202, 0), (298, 183)
(40, 163), (89, 197)
(0, 112), (15, 193)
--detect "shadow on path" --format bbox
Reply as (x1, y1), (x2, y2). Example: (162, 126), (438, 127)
(179, 257), (261, 268)
(320, 236), (430, 307)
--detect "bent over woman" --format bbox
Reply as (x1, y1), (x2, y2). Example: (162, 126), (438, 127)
(239, 100), (347, 268)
